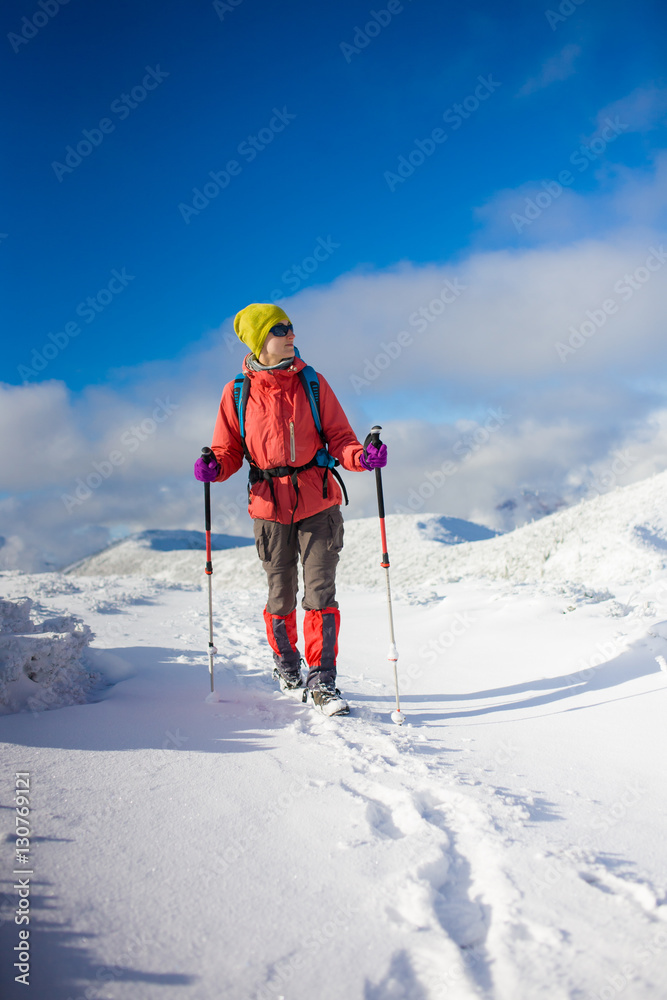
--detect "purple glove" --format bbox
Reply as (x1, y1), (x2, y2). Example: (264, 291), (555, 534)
(360, 442), (387, 471)
(194, 456), (220, 482)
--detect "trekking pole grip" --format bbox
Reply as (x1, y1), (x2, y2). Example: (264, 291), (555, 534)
(368, 425), (385, 519)
(201, 446), (213, 538)
(367, 425), (389, 566)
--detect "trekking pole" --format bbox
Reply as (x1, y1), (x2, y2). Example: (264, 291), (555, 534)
(201, 446), (221, 703)
(366, 426), (405, 726)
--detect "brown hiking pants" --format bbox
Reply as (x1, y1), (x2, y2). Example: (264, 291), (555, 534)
(254, 506), (344, 687)
(253, 505), (344, 615)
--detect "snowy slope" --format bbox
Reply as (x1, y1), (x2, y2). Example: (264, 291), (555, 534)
(64, 528), (254, 578)
(66, 470), (667, 593)
(63, 513), (498, 594)
(344, 470), (667, 592)
(440, 470), (667, 588)
(2, 477), (667, 999)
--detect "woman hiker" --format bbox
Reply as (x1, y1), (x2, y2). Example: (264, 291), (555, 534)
(194, 303), (387, 716)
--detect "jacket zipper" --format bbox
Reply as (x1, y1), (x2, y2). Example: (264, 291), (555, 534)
(289, 421), (296, 463)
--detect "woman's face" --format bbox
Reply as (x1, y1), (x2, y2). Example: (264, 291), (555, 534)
(259, 327), (296, 365)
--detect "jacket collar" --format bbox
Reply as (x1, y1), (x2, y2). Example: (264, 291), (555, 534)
(242, 353), (306, 378)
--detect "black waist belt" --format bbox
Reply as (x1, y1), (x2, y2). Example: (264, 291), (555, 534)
(248, 456), (348, 539)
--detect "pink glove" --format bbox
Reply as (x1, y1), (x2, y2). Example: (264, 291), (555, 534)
(360, 442), (387, 471)
(194, 456), (220, 482)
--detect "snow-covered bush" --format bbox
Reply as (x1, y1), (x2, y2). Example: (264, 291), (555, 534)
(0, 596), (99, 714)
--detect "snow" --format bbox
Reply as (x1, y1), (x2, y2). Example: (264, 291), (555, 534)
(2, 473), (667, 998)
(64, 527), (254, 578)
(0, 597), (100, 715)
(63, 471), (667, 594)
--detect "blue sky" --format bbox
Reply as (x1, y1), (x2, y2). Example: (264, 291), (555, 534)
(4, 0), (664, 388)
(2, 0), (667, 568)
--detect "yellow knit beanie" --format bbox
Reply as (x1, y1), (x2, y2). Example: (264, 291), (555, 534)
(233, 303), (292, 358)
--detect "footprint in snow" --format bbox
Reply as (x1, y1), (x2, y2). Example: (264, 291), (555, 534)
(349, 780), (492, 953)
(579, 864), (667, 915)
(363, 794), (406, 841)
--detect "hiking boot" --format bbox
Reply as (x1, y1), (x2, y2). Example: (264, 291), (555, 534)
(309, 683), (349, 717)
(273, 665), (304, 692)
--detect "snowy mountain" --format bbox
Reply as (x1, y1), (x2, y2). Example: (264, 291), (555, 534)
(64, 527), (253, 573)
(63, 527), (254, 578)
(63, 512), (498, 591)
(445, 469), (667, 588)
(494, 487), (568, 530)
(65, 470), (667, 593)
(2, 473), (667, 999)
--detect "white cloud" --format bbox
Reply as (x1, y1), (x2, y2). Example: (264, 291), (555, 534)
(2, 159), (667, 570)
(596, 85), (667, 134)
(517, 43), (581, 97)
(295, 234), (667, 394)
(373, 405), (667, 533)
(474, 147), (667, 252)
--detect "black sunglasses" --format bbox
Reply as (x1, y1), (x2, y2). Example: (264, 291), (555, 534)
(269, 322), (293, 337)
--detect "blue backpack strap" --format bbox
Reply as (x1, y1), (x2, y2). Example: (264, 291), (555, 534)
(297, 365), (349, 507)
(233, 362), (349, 508)
(232, 373), (245, 425)
(298, 365), (324, 441)
(232, 373), (252, 459)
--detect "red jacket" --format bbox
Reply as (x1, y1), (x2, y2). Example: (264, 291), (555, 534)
(211, 355), (365, 523)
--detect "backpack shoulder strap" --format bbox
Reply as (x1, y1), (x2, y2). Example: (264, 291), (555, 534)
(298, 365), (325, 442)
(232, 373), (253, 460)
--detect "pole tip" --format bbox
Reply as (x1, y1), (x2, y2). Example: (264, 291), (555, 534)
(391, 710), (406, 726)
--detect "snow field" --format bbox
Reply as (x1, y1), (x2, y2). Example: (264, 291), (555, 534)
(1, 567), (667, 999)
(67, 470), (667, 597)
(3, 471), (667, 997)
